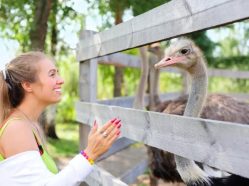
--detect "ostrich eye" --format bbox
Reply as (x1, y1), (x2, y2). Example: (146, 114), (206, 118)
(180, 48), (190, 55)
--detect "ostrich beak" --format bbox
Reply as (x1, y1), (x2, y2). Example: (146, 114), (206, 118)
(154, 56), (184, 69)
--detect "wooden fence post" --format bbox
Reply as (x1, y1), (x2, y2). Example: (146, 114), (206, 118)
(78, 30), (98, 150)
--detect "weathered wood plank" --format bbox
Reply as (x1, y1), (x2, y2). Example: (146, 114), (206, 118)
(94, 53), (180, 74)
(78, 55), (98, 149)
(77, 0), (249, 61)
(84, 165), (128, 186)
(120, 158), (148, 184)
(97, 137), (135, 161)
(97, 92), (249, 108)
(97, 93), (182, 107)
(227, 93), (249, 101)
(94, 53), (140, 68)
(75, 102), (249, 178)
(95, 53), (249, 79)
(208, 68), (249, 79)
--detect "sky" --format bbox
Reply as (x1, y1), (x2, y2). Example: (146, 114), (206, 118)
(0, 39), (19, 70)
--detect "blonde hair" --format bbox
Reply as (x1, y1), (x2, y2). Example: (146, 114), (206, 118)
(0, 51), (48, 123)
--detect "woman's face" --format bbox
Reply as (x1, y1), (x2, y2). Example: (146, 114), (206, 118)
(30, 58), (64, 106)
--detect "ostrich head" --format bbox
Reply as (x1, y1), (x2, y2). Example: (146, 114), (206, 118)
(154, 38), (205, 74)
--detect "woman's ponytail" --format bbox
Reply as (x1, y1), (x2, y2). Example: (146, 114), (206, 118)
(0, 70), (11, 123)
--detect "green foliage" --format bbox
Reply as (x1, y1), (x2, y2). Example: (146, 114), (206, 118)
(159, 73), (182, 93)
(56, 56), (79, 122)
(129, 0), (170, 16)
(124, 48), (139, 56)
(97, 65), (115, 99)
(207, 56), (249, 94)
(47, 122), (78, 158)
(207, 56), (249, 70)
(209, 77), (249, 94)
(0, 0), (34, 51)
(123, 67), (140, 96)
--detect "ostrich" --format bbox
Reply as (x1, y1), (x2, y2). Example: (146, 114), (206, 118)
(133, 44), (187, 186)
(153, 38), (249, 186)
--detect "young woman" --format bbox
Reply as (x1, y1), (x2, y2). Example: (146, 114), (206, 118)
(0, 51), (122, 185)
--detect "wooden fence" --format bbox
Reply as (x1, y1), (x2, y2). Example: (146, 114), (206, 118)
(76, 0), (249, 185)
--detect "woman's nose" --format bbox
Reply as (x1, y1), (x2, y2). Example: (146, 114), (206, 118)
(57, 76), (64, 84)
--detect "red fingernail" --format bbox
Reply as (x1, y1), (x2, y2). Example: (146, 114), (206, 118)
(117, 124), (121, 128)
(94, 120), (97, 126)
(114, 119), (121, 124)
(116, 131), (121, 136)
(111, 118), (117, 123)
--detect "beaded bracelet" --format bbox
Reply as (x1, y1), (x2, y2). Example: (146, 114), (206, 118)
(80, 150), (95, 165)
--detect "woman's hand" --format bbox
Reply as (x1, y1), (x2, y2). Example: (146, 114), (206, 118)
(84, 118), (121, 161)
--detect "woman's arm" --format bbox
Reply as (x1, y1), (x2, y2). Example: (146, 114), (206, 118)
(0, 118), (121, 186)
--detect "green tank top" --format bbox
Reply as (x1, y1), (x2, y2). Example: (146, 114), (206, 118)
(0, 118), (58, 174)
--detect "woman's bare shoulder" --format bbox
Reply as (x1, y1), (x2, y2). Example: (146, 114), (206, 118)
(0, 119), (38, 158)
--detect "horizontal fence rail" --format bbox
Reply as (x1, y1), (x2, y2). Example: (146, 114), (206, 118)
(119, 158), (148, 184)
(77, 0), (249, 61)
(94, 53), (249, 79)
(76, 102), (249, 179)
(97, 93), (181, 108)
(84, 165), (128, 186)
(96, 137), (135, 161)
(97, 93), (249, 108)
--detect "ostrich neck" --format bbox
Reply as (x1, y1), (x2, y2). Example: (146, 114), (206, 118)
(133, 46), (149, 109)
(175, 58), (210, 184)
(184, 59), (208, 117)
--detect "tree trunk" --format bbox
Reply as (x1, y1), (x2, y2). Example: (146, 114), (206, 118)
(113, 67), (124, 97)
(45, 0), (59, 139)
(51, 0), (57, 56)
(29, 0), (55, 138)
(113, 7), (124, 97)
(29, 0), (52, 51)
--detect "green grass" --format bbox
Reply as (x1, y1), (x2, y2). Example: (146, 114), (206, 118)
(47, 122), (79, 159)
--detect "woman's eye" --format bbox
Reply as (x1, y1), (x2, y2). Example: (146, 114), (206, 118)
(50, 73), (55, 77)
(180, 48), (190, 55)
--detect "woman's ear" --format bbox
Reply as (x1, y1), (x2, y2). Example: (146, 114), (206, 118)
(21, 82), (33, 93)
